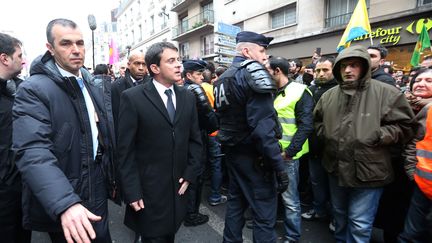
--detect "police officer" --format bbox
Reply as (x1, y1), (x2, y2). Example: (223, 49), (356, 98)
(182, 60), (219, 226)
(214, 31), (289, 242)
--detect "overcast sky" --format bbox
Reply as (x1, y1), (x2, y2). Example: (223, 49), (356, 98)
(1, 0), (119, 65)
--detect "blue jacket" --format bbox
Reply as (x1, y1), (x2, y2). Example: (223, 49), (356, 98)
(13, 51), (117, 231)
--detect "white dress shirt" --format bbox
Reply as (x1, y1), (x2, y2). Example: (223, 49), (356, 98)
(57, 64), (98, 159)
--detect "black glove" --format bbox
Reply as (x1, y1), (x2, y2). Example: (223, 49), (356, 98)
(187, 84), (213, 113)
(276, 171), (289, 193)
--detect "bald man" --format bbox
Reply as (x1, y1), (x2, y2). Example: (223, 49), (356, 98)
(111, 51), (150, 131)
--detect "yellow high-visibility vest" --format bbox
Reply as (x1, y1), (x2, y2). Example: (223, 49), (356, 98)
(274, 82), (311, 160)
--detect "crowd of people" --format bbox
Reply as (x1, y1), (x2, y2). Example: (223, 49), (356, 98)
(1, 16), (432, 243)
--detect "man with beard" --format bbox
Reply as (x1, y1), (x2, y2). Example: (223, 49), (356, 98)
(314, 45), (415, 243)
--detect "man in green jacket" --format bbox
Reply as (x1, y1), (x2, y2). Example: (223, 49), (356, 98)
(313, 45), (415, 243)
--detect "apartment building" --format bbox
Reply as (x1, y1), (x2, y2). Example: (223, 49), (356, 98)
(114, 0), (432, 70)
(222, 0), (432, 71)
(116, 0), (172, 59)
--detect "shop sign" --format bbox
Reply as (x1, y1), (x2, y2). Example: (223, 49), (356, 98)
(353, 18), (432, 46)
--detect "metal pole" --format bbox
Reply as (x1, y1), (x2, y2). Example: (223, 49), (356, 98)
(92, 30), (95, 70)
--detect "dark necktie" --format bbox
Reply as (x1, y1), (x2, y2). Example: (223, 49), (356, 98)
(164, 89), (175, 122)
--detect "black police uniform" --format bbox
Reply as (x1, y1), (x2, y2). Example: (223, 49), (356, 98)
(182, 60), (219, 226)
(213, 31), (288, 243)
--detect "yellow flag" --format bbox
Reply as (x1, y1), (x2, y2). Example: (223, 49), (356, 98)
(336, 0), (372, 52)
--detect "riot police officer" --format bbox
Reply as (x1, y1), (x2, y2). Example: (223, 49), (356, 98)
(214, 31), (289, 242)
(182, 60), (219, 226)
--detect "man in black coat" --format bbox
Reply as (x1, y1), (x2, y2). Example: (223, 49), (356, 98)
(0, 33), (31, 243)
(111, 51), (151, 131)
(367, 45), (395, 86)
(117, 42), (202, 243)
(13, 19), (117, 243)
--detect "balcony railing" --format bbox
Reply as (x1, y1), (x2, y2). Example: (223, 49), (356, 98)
(172, 10), (214, 38)
(172, 0), (184, 6)
(325, 12), (353, 28)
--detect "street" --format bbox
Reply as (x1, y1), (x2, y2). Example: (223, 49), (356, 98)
(30, 179), (338, 243)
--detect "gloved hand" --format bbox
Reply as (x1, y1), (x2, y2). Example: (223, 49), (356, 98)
(276, 170), (289, 193)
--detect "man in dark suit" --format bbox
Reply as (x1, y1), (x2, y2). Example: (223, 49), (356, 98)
(111, 51), (151, 131)
(117, 42), (202, 243)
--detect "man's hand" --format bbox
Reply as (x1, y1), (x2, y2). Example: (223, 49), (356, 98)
(129, 199), (145, 211)
(276, 171), (289, 193)
(60, 203), (101, 243)
(178, 178), (190, 195)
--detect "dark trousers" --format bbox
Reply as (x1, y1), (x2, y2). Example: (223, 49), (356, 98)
(0, 179), (31, 243)
(222, 147), (277, 243)
(141, 234), (174, 243)
(187, 174), (204, 214)
(399, 185), (432, 243)
(49, 165), (111, 243)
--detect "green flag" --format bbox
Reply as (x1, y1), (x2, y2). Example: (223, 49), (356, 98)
(411, 23), (431, 67)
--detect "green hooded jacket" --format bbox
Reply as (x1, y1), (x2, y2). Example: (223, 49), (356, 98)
(313, 45), (415, 187)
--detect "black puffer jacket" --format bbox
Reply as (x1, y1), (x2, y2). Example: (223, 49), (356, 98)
(13, 51), (117, 231)
(0, 77), (22, 185)
(372, 66), (396, 86)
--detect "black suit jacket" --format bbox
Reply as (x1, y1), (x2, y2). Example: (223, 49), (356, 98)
(117, 79), (202, 237)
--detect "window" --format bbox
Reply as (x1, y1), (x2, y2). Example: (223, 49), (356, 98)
(418, 0), (432, 5)
(202, 2), (213, 23)
(161, 7), (168, 29)
(180, 15), (188, 34)
(150, 15), (155, 34)
(201, 33), (214, 56)
(271, 4), (296, 29)
(179, 42), (189, 60)
(139, 24), (143, 41)
(326, 0), (370, 27)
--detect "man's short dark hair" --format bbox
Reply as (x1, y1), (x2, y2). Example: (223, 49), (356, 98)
(289, 58), (303, 69)
(145, 42), (178, 77)
(305, 63), (316, 71)
(46, 18), (78, 46)
(367, 45), (388, 59)
(268, 56), (289, 76)
(317, 56), (335, 66)
(0, 33), (22, 56)
(93, 64), (109, 75)
(215, 66), (227, 77)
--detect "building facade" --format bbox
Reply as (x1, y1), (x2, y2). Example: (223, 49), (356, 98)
(113, 0), (432, 70)
(116, 0), (173, 59)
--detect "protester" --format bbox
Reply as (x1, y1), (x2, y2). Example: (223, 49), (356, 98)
(116, 41), (202, 242)
(267, 56), (314, 243)
(399, 68), (432, 242)
(13, 18), (117, 243)
(314, 45), (415, 243)
(213, 31), (288, 242)
(302, 56), (338, 231)
(367, 45), (395, 86)
(0, 32), (31, 243)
